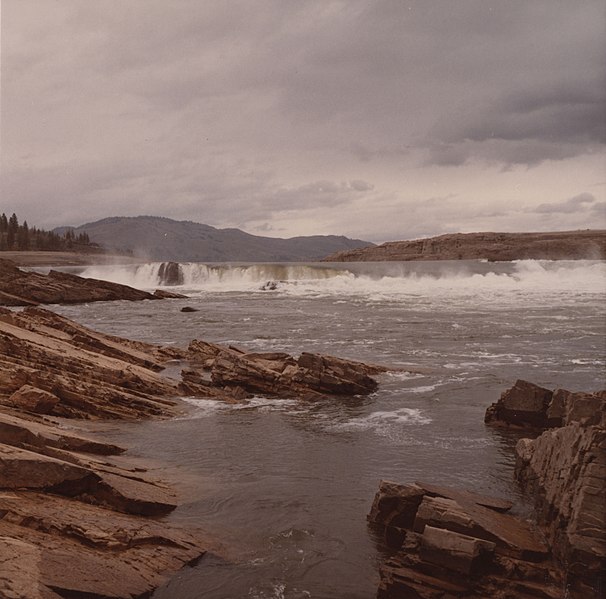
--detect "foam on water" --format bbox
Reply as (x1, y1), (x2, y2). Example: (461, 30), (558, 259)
(78, 259), (606, 303)
(329, 407), (431, 434)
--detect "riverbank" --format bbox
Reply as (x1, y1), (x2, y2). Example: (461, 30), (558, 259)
(323, 229), (606, 262)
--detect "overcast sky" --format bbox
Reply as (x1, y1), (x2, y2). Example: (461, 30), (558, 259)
(2, 1), (605, 242)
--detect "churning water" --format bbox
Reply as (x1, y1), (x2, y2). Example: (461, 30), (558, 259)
(53, 260), (605, 598)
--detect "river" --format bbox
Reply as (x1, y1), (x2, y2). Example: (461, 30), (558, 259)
(52, 259), (605, 598)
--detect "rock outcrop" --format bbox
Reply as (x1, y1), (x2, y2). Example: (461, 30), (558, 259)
(485, 379), (604, 431)
(0, 306), (186, 420)
(371, 382), (605, 598)
(324, 229), (606, 262)
(0, 306), (210, 598)
(368, 481), (561, 598)
(0, 258), (185, 306)
(186, 339), (387, 399)
(515, 389), (606, 596)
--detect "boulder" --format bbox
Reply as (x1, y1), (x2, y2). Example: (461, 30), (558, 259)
(6, 385), (59, 414)
(485, 379), (556, 429)
(181, 306), (199, 312)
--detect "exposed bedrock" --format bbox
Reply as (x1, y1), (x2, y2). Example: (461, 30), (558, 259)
(513, 387), (606, 596)
(186, 338), (387, 399)
(157, 261), (184, 286)
(368, 481), (559, 598)
(370, 382), (605, 598)
(0, 258), (185, 306)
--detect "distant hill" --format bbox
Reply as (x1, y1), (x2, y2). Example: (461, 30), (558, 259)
(55, 216), (373, 262)
(322, 230), (606, 262)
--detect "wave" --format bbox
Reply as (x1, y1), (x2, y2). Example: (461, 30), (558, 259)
(77, 259), (606, 299)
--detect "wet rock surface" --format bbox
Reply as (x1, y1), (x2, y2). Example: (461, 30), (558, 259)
(187, 339), (387, 399)
(371, 382), (606, 598)
(0, 258), (185, 306)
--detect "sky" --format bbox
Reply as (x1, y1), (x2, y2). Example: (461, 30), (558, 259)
(1, 0), (605, 243)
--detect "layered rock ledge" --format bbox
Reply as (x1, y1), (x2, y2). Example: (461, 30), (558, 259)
(0, 258), (185, 306)
(370, 381), (605, 598)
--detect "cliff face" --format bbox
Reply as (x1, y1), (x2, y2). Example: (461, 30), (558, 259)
(514, 391), (606, 595)
(324, 230), (606, 262)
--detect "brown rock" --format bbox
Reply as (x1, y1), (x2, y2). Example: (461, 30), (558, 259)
(419, 526), (495, 575)
(0, 492), (207, 599)
(0, 444), (96, 490)
(515, 404), (606, 595)
(6, 385), (59, 414)
(0, 258), (187, 306)
(485, 379), (555, 429)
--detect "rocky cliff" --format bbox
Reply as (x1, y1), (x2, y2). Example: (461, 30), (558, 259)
(324, 230), (606, 262)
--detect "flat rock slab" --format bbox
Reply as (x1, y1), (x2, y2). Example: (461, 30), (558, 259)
(0, 411), (125, 456)
(414, 495), (549, 560)
(416, 481), (513, 513)
(0, 444), (95, 490)
(0, 491), (207, 599)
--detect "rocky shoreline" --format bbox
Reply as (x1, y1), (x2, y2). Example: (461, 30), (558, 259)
(0, 281), (387, 596)
(323, 230), (606, 262)
(370, 380), (605, 598)
(2, 262), (603, 598)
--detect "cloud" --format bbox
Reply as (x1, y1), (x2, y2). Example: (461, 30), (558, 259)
(2, 1), (605, 238)
(533, 193), (597, 214)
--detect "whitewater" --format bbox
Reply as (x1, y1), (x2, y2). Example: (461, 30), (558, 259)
(53, 259), (605, 598)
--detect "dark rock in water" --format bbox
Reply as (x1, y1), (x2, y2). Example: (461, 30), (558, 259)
(189, 340), (387, 398)
(157, 261), (184, 286)
(0, 258), (179, 306)
(484, 379), (557, 429)
(181, 306), (199, 313)
(369, 481), (560, 598)
(260, 280), (279, 290)
(153, 288), (188, 299)
(187, 342), (388, 399)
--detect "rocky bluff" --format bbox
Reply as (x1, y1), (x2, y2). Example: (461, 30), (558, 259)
(370, 380), (605, 598)
(324, 229), (606, 262)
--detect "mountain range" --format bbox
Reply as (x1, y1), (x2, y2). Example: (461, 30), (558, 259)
(55, 216), (373, 262)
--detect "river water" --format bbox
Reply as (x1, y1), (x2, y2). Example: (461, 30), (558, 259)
(52, 259), (605, 599)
